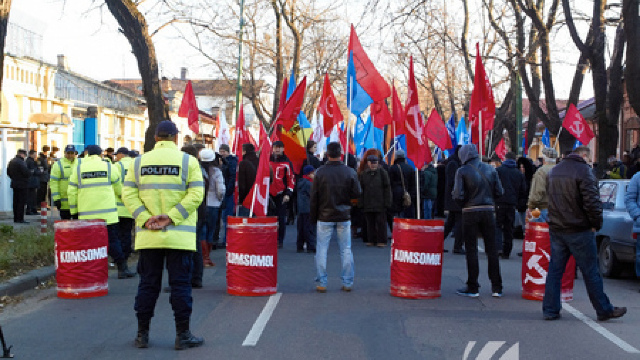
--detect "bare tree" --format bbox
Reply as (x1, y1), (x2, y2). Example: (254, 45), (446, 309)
(623, 0), (640, 116)
(105, 0), (168, 151)
(0, 0), (11, 114)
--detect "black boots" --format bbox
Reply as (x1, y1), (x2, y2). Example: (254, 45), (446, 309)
(117, 261), (136, 279)
(175, 320), (204, 350)
(134, 319), (150, 348)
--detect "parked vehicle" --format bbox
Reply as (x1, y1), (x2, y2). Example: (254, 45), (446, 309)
(596, 180), (636, 277)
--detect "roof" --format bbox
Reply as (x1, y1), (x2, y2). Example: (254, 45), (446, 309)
(106, 78), (264, 98)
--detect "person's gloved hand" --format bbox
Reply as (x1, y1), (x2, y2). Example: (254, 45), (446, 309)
(54, 200), (61, 209)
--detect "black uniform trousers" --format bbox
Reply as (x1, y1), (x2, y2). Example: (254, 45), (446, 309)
(117, 217), (134, 259)
(12, 188), (27, 222)
(134, 249), (194, 322)
(462, 210), (502, 293)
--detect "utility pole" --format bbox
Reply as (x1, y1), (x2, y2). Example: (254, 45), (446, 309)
(234, 0), (245, 129)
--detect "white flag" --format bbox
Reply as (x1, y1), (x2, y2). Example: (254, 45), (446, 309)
(216, 110), (231, 151)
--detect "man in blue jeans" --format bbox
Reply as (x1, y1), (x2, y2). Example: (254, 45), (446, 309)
(544, 146), (626, 321)
(624, 157), (640, 292)
(310, 142), (361, 292)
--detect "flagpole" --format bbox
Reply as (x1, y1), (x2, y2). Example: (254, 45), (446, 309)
(345, 77), (353, 162)
(479, 111), (483, 156)
(416, 167), (421, 219)
(553, 127), (563, 149)
(234, 0), (245, 135)
(487, 129), (493, 157)
(249, 183), (257, 217)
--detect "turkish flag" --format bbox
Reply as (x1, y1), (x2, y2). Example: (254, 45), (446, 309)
(404, 57), (426, 169)
(178, 80), (199, 134)
(317, 73), (343, 136)
(494, 138), (507, 160)
(392, 84), (406, 136)
(243, 126), (272, 216)
(348, 25), (391, 101)
(468, 43), (495, 151)
(372, 100), (392, 129)
(562, 103), (594, 145)
(276, 77), (307, 131)
(425, 108), (452, 151)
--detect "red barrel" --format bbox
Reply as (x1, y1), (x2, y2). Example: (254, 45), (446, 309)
(521, 222), (576, 301)
(55, 220), (109, 299)
(226, 216), (278, 296)
(390, 218), (445, 299)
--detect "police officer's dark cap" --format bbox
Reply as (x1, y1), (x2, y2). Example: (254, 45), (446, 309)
(129, 150), (139, 158)
(116, 147), (129, 155)
(86, 145), (102, 156)
(155, 120), (180, 137)
(64, 145), (76, 153)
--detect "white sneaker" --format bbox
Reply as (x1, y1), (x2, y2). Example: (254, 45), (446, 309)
(492, 292), (503, 298)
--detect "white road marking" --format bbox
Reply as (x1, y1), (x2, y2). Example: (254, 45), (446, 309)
(562, 303), (640, 354)
(242, 292), (282, 347)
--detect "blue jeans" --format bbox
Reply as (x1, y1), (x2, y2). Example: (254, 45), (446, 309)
(315, 221), (354, 287)
(543, 230), (614, 318)
(204, 206), (220, 245)
(636, 233), (640, 277)
(219, 194), (235, 245)
(423, 199), (433, 219)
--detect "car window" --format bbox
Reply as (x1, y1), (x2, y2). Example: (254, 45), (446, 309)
(599, 182), (617, 210)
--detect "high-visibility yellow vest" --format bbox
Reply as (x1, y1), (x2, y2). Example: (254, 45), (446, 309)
(122, 141), (204, 251)
(67, 155), (121, 225)
(49, 157), (77, 210)
(116, 157), (133, 218)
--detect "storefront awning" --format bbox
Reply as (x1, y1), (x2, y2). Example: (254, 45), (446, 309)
(28, 113), (72, 125)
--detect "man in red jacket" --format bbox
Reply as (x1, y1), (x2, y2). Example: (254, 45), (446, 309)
(269, 141), (296, 248)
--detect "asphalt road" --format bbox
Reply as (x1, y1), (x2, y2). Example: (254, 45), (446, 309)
(2, 224), (639, 360)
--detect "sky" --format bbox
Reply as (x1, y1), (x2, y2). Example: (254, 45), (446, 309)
(10, 0), (608, 101)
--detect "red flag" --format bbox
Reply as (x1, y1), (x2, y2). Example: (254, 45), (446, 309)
(348, 25), (391, 101)
(420, 113), (433, 165)
(468, 43), (495, 152)
(425, 108), (452, 150)
(276, 77), (307, 131)
(178, 80), (199, 133)
(562, 103), (594, 145)
(494, 138), (507, 160)
(317, 73), (343, 136)
(243, 127), (272, 216)
(392, 84), (406, 136)
(404, 57), (426, 169)
(372, 100), (392, 129)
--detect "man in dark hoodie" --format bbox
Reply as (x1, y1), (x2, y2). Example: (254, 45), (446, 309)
(237, 143), (259, 217)
(494, 152), (527, 259)
(452, 144), (504, 298)
(444, 146), (463, 253)
(269, 141), (296, 248)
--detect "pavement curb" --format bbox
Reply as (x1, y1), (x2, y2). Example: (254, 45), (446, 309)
(0, 266), (56, 297)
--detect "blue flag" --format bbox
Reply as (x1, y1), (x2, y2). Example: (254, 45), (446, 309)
(542, 128), (551, 148)
(573, 139), (582, 150)
(374, 127), (384, 153)
(354, 115), (367, 158)
(446, 114), (457, 150)
(456, 117), (470, 145)
(347, 51), (373, 116)
(521, 134), (527, 157)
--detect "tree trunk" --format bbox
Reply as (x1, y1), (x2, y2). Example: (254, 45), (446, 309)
(105, 0), (167, 152)
(0, 0), (11, 115)
(270, 0), (284, 126)
(460, 0), (474, 82)
(624, 0), (640, 116)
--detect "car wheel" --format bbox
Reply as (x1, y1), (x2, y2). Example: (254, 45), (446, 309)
(598, 238), (621, 278)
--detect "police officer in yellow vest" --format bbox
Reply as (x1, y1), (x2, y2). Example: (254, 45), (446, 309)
(122, 120), (204, 350)
(67, 145), (136, 279)
(115, 147), (134, 262)
(50, 145), (78, 220)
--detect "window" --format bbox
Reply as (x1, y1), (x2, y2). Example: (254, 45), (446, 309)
(599, 182), (618, 210)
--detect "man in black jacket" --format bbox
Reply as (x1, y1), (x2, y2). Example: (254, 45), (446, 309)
(218, 144), (238, 248)
(543, 146), (626, 321)
(389, 150), (416, 219)
(444, 146), (464, 253)
(25, 150), (42, 214)
(7, 149), (31, 223)
(311, 142), (361, 292)
(494, 152), (527, 259)
(452, 144), (504, 297)
(237, 143), (259, 216)
(37, 146), (51, 208)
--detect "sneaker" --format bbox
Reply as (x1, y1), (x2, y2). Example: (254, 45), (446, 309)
(456, 288), (479, 298)
(544, 314), (562, 321)
(491, 292), (503, 298)
(341, 285), (352, 292)
(597, 307), (627, 321)
(316, 286), (327, 293)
